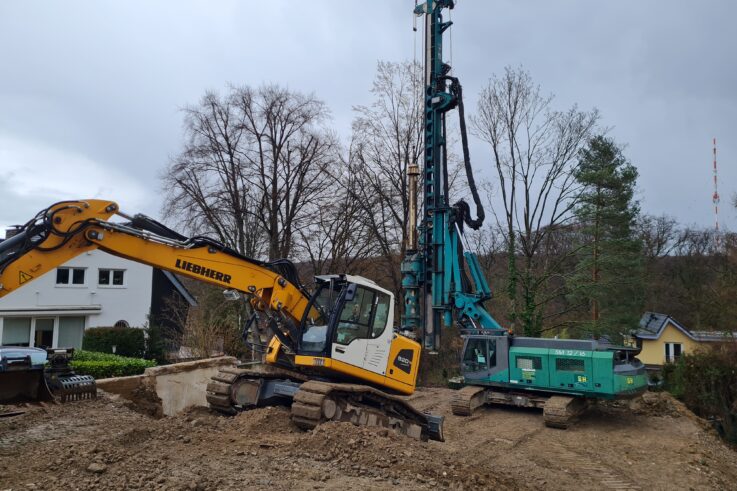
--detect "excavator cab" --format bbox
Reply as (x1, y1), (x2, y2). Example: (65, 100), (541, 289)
(294, 275), (421, 395)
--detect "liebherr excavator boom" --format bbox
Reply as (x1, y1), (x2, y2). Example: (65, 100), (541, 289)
(0, 199), (443, 441)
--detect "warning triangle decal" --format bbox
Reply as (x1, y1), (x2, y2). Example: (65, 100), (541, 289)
(19, 271), (33, 284)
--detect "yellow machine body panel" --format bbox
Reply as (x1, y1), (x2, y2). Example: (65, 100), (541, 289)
(385, 334), (421, 389)
(295, 355), (415, 394)
(294, 334), (421, 395)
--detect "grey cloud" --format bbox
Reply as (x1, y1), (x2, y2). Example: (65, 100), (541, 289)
(0, 0), (734, 230)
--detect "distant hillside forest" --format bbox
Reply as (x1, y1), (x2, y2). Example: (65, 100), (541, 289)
(160, 62), (735, 347)
(292, 218), (736, 344)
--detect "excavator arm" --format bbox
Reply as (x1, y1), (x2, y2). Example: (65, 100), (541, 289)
(0, 199), (311, 327)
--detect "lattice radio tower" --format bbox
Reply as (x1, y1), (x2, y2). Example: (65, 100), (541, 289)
(712, 137), (721, 235)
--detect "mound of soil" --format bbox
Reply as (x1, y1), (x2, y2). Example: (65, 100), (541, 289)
(628, 391), (687, 418)
(1, 389), (736, 490)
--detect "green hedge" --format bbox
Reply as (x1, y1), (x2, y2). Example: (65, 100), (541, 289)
(82, 327), (146, 358)
(70, 350), (156, 379)
(663, 344), (737, 445)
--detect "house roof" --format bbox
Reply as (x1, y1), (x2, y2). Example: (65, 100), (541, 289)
(637, 312), (671, 337)
(691, 331), (737, 342)
(162, 270), (198, 307)
(634, 311), (736, 342)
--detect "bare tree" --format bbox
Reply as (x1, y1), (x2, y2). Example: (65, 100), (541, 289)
(234, 85), (337, 259)
(295, 152), (379, 276)
(163, 85), (337, 260)
(162, 280), (250, 359)
(472, 66), (599, 336)
(636, 214), (680, 260)
(162, 91), (265, 256)
(348, 61), (424, 295)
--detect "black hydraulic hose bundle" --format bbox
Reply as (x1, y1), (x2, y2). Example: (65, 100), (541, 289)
(0, 201), (93, 274)
(128, 214), (309, 296)
(444, 76), (485, 232)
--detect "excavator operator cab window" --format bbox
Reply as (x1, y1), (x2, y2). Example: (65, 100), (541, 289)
(300, 280), (341, 353)
(370, 293), (390, 338)
(462, 337), (496, 373)
(334, 285), (389, 345)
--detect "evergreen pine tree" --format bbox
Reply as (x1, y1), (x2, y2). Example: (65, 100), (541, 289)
(570, 136), (644, 342)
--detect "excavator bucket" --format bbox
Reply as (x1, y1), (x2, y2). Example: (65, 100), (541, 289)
(46, 373), (97, 402)
(0, 347), (97, 404)
(44, 348), (97, 402)
(0, 347), (55, 403)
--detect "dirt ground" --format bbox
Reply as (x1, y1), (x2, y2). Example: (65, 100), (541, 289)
(1, 388), (736, 490)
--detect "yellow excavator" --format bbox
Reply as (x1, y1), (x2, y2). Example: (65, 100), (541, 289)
(0, 200), (443, 441)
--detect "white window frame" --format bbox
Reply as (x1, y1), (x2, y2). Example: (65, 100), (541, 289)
(664, 342), (683, 363)
(0, 315), (89, 349)
(55, 267), (87, 288)
(98, 268), (127, 288)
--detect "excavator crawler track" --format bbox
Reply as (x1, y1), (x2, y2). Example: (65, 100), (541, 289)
(207, 365), (444, 442)
(543, 395), (588, 429)
(451, 385), (588, 430)
(206, 365), (308, 414)
(450, 385), (486, 416)
(291, 380), (444, 442)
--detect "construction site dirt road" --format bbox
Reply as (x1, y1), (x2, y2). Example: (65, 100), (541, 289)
(1, 388), (736, 490)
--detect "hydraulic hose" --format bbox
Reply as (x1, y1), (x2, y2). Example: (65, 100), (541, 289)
(445, 76), (485, 231)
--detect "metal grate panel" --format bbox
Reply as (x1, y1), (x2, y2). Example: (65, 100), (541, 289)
(556, 358), (585, 372)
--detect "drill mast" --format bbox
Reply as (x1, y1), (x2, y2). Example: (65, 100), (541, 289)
(402, 0), (503, 352)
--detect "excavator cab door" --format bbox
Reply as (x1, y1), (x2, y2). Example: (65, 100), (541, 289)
(461, 334), (509, 384)
(331, 284), (374, 369)
(330, 281), (394, 377)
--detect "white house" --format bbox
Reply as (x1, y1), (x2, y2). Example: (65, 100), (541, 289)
(0, 248), (196, 350)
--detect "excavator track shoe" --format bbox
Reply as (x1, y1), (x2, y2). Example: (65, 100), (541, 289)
(543, 395), (588, 429)
(290, 380), (444, 442)
(451, 385), (487, 416)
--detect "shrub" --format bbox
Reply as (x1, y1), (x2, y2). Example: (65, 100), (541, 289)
(144, 324), (175, 364)
(82, 327), (146, 358)
(70, 350), (156, 379)
(663, 342), (737, 444)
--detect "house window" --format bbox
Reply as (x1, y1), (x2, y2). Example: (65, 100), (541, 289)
(2, 317), (31, 346)
(56, 267), (85, 285)
(664, 342), (683, 363)
(57, 316), (85, 350)
(98, 269), (125, 286)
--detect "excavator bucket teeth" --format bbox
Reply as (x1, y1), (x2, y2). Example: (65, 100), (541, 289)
(53, 375), (97, 402)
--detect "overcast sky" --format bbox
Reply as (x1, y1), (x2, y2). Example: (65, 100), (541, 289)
(1, 0), (735, 234)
